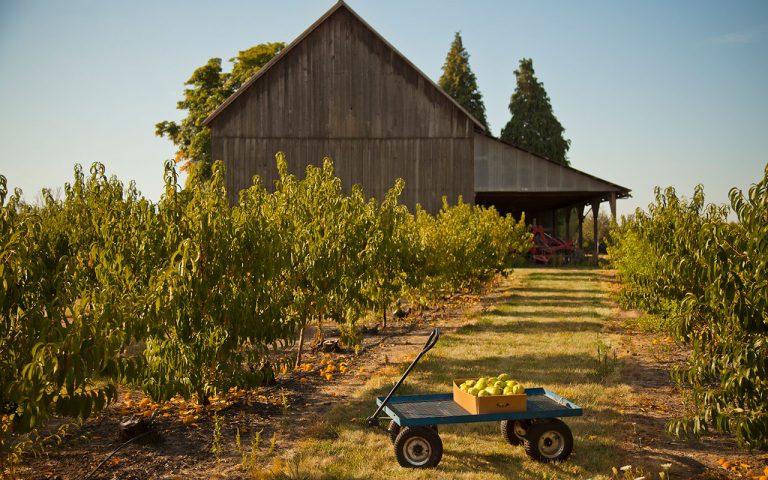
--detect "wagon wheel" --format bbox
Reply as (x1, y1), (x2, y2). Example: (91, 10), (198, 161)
(388, 420), (401, 444)
(388, 421), (438, 444)
(499, 419), (532, 446)
(523, 419), (573, 462)
(393, 426), (443, 468)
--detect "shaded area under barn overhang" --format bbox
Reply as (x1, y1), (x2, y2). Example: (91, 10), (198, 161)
(475, 191), (622, 217)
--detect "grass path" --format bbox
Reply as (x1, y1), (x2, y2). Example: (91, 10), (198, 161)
(289, 268), (633, 479)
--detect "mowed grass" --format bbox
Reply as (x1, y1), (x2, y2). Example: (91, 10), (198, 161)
(287, 268), (630, 479)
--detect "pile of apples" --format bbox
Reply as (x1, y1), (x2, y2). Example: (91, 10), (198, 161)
(458, 373), (525, 397)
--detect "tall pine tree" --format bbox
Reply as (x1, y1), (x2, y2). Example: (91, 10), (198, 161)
(500, 58), (570, 165)
(438, 32), (489, 130)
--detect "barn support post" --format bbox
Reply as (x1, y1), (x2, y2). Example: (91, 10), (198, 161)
(591, 200), (600, 264)
(609, 192), (617, 221)
(577, 204), (585, 249)
(552, 209), (558, 237)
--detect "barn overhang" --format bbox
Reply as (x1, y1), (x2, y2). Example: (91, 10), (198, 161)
(473, 133), (630, 217)
(474, 191), (620, 214)
(473, 133), (630, 258)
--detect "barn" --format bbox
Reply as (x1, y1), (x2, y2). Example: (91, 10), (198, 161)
(203, 1), (630, 253)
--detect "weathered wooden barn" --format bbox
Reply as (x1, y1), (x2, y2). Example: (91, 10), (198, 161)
(203, 1), (630, 252)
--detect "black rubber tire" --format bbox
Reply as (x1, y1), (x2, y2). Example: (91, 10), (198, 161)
(388, 420), (401, 444)
(393, 426), (443, 468)
(523, 419), (573, 462)
(500, 419), (532, 446)
(388, 422), (437, 444)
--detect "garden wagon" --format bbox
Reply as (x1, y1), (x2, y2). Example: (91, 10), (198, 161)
(366, 329), (583, 468)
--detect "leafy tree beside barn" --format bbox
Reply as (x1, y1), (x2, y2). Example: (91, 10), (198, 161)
(438, 32), (489, 130)
(155, 42), (284, 181)
(501, 58), (571, 166)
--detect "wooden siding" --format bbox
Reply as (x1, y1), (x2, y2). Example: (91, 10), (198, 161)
(474, 134), (627, 193)
(209, 6), (475, 213)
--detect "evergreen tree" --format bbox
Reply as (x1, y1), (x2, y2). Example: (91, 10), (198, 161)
(156, 42), (284, 181)
(438, 32), (489, 130)
(500, 58), (571, 165)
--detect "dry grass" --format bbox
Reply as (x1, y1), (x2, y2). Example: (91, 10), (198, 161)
(263, 268), (639, 479)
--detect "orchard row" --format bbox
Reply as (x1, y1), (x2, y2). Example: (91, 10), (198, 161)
(0, 153), (531, 453)
(609, 164), (768, 450)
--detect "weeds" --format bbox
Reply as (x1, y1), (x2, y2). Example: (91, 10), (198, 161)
(610, 463), (672, 480)
(210, 413), (222, 462)
(268, 431), (277, 454)
(595, 340), (618, 381)
(241, 429), (263, 472)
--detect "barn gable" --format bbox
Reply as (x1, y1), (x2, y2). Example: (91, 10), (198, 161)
(204, 2), (485, 134)
(204, 1), (481, 211)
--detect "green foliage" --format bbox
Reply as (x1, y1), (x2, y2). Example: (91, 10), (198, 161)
(360, 178), (419, 326)
(268, 153), (376, 350)
(0, 166), (154, 467)
(155, 42), (284, 180)
(500, 58), (571, 165)
(438, 32), (489, 130)
(415, 198), (530, 295)
(0, 154), (532, 464)
(608, 164), (768, 449)
(141, 161), (282, 403)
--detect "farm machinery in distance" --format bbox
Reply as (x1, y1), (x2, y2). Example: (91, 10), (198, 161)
(528, 225), (576, 264)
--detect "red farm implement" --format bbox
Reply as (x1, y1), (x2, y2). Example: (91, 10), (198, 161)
(528, 225), (575, 263)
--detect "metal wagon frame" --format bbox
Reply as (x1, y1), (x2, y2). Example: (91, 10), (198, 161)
(366, 328), (583, 468)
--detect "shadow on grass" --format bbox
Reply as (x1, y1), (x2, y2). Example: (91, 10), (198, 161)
(526, 271), (602, 279)
(417, 353), (617, 387)
(457, 319), (604, 335)
(490, 293), (612, 310)
(521, 286), (605, 295)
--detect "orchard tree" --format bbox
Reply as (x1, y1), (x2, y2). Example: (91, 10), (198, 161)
(500, 58), (571, 165)
(438, 32), (489, 130)
(155, 42), (284, 181)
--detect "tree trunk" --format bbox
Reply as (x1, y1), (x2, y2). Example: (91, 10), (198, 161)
(382, 308), (387, 330)
(315, 314), (324, 344)
(296, 326), (306, 368)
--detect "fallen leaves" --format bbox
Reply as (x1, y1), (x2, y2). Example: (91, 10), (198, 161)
(717, 458), (768, 479)
(112, 386), (283, 426)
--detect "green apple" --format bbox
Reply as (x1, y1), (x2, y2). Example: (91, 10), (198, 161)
(497, 373), (510, 382)
(486, 386), (501, 396)
(512, 384), (524, 394)
(494, 380), (505, 389)
(460, 383), (469, 392)
(505, 380), (516, 388)
(468, 387), (480, 396)
(475, 379), (487, 389)
(503, 387), (514, 395)
(465, 380), (476, 387)
(477, 390), (489, 397)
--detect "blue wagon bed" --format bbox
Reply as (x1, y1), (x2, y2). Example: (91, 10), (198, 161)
(366, 329), (584, 469)
(377, 388), (582, 427)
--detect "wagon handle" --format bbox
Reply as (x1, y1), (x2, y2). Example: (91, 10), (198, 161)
(366, 328), (440, 427)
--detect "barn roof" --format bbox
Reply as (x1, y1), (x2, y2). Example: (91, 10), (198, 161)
(202, 1), (486, 131)
(474, 133), (631, 212)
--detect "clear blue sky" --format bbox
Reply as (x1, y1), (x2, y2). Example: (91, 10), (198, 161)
(1, 0), (766, 216)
